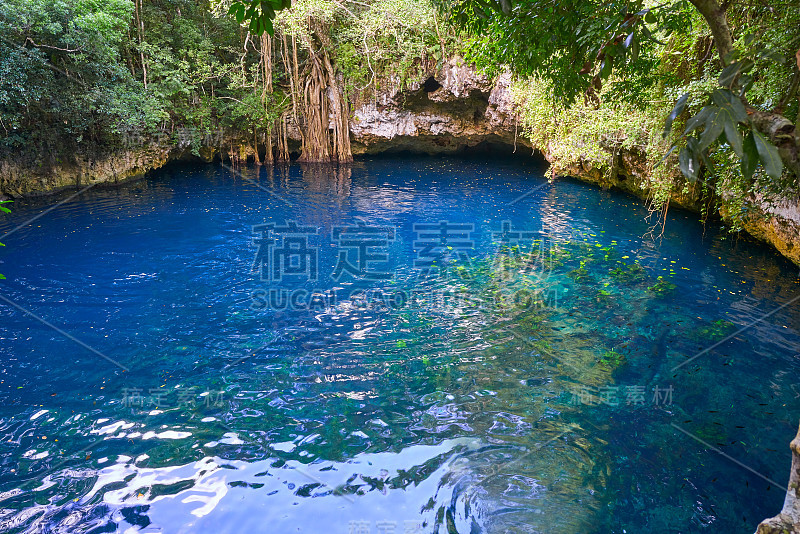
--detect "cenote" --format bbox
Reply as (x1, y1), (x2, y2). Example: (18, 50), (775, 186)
(0, 155), (798, 533)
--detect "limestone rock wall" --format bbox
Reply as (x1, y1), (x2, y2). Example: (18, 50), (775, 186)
(349, 58), (528, 154)
(0, 144), (173, 197)
(757, 423), (800, 534)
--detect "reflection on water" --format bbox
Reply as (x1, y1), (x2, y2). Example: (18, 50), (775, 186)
(0, 156), (798, 533)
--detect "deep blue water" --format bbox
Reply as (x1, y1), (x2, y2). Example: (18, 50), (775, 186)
(0, 156), (798, 533)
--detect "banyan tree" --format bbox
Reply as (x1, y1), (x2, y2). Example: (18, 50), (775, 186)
(228, 0), (445, 164)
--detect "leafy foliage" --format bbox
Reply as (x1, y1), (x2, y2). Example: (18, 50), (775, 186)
(443, 0), (800, 197)
(0, 0), (146, 152)
(664, 54), (786, 184)
(228, 0), (292, 35)
(273, 0), (452, 98)
(443, 0), (691, 105)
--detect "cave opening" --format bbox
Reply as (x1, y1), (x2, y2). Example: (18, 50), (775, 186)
(423, 76), (442, 93)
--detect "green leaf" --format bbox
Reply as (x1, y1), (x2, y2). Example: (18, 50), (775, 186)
(599, 58), (612, 79)
(728, 95), (748, 123)
(710, 89), (748, 123)
(741, 132), (758, 181)
(698, 108), (724, 150)
(684, 107), (711, 135)
(230, 3), (246, 22)
(663, 93), (689, 137)
(0, 274), (5, 280)
(711, 91), (745, 155)
(718, 59), (753, 88)
(722, 119), (743, 157)
(624, 32), (634, 49)
(738, 75), (754, 97)
(644, 10), (656, 23)
(630, 37), (640, 63)
(752, 131), (784, 179)
(757, 49), (784, 64)
(723, 49), (740, 64)
(718, 63), (738, 87)
(679, 147), (699, 182)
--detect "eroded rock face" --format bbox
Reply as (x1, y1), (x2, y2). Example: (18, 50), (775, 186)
(0, 145), (173, 198)
(349, 57), (528, 155)
(732, 198), (800, 267)
(756, 423), (800, 534)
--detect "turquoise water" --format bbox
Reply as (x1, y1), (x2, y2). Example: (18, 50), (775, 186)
(0, 156), (798, 533)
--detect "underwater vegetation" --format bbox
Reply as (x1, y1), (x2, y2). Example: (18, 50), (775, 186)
(647, 276), (677, 297)
(598, 350), (626, 370)
(690, 319), (736, 342)
(608, 263), (647, 284)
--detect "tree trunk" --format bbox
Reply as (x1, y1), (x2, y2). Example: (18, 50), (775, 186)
(253, 128), (261, 165)
(297, 22), (352, 163)
(260, 33), (274, 164)
(134, 0), (148, 89)
(277, 112), (291, 162)
(688, 0), (734, 65)
(297, 42), (331, 163)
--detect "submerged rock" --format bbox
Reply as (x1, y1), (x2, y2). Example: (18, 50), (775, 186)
(757, 422), (800, 534)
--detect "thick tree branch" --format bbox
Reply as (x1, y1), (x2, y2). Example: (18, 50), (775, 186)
(24, 37), (83, 53)
(688, 0), (734, 64)
(774, 69), (798, 115)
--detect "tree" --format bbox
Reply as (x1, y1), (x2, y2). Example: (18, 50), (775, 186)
(443, 0), (800, 186)
(0, 0), (148, 152)
(227, 0), (293, 35)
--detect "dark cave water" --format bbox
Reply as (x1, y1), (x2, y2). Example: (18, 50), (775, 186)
(0, 156), (798, 533)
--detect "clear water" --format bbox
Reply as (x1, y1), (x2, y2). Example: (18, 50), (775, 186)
(0, 156), (798, 534)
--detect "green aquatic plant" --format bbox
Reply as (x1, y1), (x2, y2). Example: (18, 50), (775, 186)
(608, 262), (647, 284)
(598, 350), (626, 369)
(530, 339), (552, 355)
(690, 319), (736, 342)
(600, 246), (618, 263)
(567, 259), (591, 283)
(692, 423), (728, 446)
(647, 276), (677, 297)
(567, 267), (590, 283)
